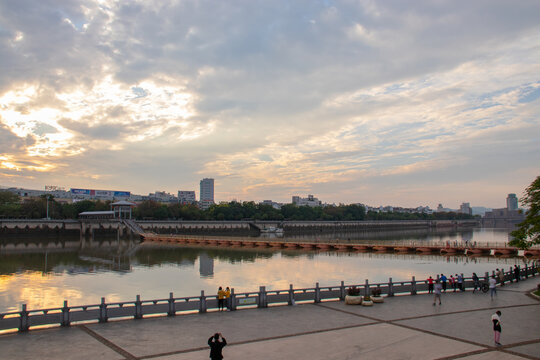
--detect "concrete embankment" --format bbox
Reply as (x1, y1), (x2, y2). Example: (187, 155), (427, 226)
(0, 219), (479, 238)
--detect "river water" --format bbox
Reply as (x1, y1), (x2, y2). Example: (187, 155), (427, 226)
(0, 227), (532, 313)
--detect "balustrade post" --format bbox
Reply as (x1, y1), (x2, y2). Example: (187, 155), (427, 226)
(61, 300), (70, 327)
(364, 279), (370, 297)
(315, 282), (321, 303)
(461, 273), (465, 291)
(339, 281), (345, 301)
(199, 290), (207, 313)
(135, 295), (143, 319)
(388, 278), (394, 297)
(167, 292), (175, 317)
(230, 288), (237, 311)
(258, 286), (267, 308)
(525, 264), (529, 279)
(288, 284), (295, 305)
(99, 297), (108, 323)
(19, 304), (29, 332)
(411, 276), (417, 295)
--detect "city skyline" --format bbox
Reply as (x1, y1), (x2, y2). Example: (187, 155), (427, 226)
(1, 1), (539, 209)
(0, 181), (522, 212)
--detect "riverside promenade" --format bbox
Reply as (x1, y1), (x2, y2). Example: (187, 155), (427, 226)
(1, 280), (539, 360)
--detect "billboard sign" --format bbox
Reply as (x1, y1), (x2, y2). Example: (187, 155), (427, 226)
(70, 189), (131, 197)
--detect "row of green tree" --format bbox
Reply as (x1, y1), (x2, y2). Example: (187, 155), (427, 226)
(0, 191), (476, 221)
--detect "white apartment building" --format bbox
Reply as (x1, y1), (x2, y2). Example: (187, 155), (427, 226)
(292, 194), (322, 207)
(178, 191), (196, 204)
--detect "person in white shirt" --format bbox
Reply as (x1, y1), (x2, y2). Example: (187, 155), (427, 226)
(433, 280), (442, 305)
(489, 276), (497, 299)
(491, 311), (502, 346)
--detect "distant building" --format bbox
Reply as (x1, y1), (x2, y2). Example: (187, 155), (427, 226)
(178, 190), (196, 204)
(148, 191), (176, 202)
(506, 193), (518, 211)
(483, 208), (524, 228)
(200, 178), (215, 209)
(260, 200), (282, 209)
(459, 202), (472, 215)
(292, 194), (322, 207)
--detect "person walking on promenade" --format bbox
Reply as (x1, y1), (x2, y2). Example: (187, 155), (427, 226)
(433, 280), (442, 305)
(208, 333), (227, 359)
(217, 287), (226, 311)
(491, 311), (502, 346)
(427, 276), (434, 294)
(489, 275), (497, 299)
(472, 272), (480, 293)
(440, 274), (447, 292)
(225, 287), (231, 311)
(457, 274), (464, 291)
(514, 265), (520, 282)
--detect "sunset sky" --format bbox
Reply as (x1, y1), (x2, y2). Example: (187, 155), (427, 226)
(1, 0), (539, 208)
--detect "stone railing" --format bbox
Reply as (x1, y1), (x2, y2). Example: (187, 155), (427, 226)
(0, 265), (537, 333)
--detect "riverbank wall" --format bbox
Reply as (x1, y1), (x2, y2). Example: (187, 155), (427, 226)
(0, 219), (480, 240)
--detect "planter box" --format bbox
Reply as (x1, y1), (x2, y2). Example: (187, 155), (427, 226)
(345, 295), (362, 305)
(361, 299), (374, 306)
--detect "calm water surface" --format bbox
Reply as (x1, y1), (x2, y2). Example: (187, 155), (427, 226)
(0, 227), (531, 313)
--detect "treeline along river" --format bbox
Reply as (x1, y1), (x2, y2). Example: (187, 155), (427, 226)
(0, 227), (534, 314)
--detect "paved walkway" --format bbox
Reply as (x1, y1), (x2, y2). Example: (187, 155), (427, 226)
(1, 279), (539, 360)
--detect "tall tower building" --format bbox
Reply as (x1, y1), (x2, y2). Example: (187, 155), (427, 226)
(459, 202), (472, 215)
(200, 178), (214, 209)
(506, 193), (518, 211)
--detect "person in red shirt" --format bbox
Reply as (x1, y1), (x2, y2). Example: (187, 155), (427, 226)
(427, 276), (434, 294)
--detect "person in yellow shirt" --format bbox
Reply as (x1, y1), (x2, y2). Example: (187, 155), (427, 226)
(217, 287), (226, 311)
(225, 287), (231, 311)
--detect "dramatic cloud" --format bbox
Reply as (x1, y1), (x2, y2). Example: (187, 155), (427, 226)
(1, 0), (539, 208)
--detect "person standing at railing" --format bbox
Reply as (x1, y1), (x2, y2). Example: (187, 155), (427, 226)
(498, 269), (505, 286)
(217, 287), (226, 311)
(514, 265), (520, 282)
(472, 273), (480, 293)
(427, 276), (434, 294)
(440, 274), (447, 292)
(225, 287), (231, 311)
(208, 333), (227, 360)
(449, 275), (456, 292)
(457, 274), (464, 291)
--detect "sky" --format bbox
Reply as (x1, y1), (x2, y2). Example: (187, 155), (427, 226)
(0, 0), (539, 209)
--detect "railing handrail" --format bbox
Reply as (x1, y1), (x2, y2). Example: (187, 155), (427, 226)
(1, 264), (537, 333)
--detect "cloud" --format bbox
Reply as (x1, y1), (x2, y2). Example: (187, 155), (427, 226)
(0, 0), (539, 207)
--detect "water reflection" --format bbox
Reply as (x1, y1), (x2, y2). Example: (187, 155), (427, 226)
(0, 228), (533, 313)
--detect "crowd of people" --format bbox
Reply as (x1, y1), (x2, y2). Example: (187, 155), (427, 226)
(426, 264), (529, 305)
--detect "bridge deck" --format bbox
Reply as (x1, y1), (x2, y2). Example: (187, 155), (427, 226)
(141, 234), (540, 258)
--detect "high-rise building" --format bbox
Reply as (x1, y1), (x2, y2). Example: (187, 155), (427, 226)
(199, 178), (214, 209)
(459, 202), (472, 215)
(506, 193), (518, 211)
